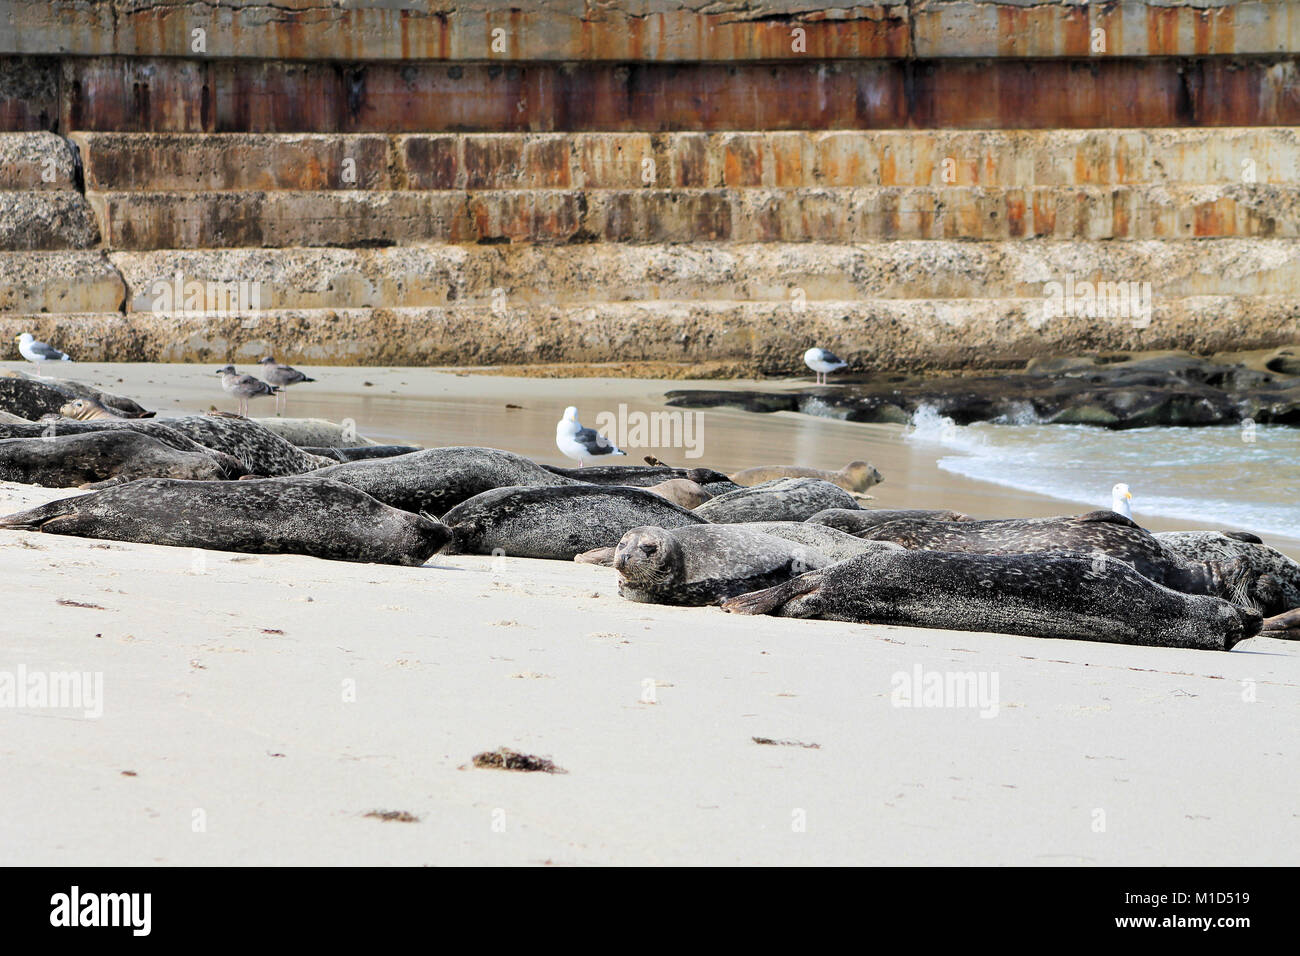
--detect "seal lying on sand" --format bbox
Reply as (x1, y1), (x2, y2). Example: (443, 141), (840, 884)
(694, 478), (860, 523)
(738, 521), (907, 562)
(304, 446), (582, 516)
(543, 462), (736, 495)
(59, 398), (133, 421)
(0, 430), (243, 487)
(442, 485), (706, 560)
(0, 419), (246, 476)
(253, 417), (382, 448)
(1155, 531), (1300, 615)
(644, 478), (711, 509)
(722, 549), (1261, 651)
(164, 414), (333, 476)
(0, 477), (450, 566)
(729, 461), (883, 493)
(611, 525), (834, 606)
(856, 511), (1245, 601)
(303, 445), (424, 462)
(0, 370), (153, 419)
(808, 508), (970, 534)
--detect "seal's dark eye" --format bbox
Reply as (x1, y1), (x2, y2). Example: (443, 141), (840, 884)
(641, 544), (658, 555)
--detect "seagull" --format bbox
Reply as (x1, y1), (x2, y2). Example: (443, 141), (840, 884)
(258, 356), (316, 413)
(556, 406), (625, 467)
(215, 365), (279, 417)
(804, 347), (847, 385)
(15, 332), (71, 376)
(1111, 482), (1133, 520)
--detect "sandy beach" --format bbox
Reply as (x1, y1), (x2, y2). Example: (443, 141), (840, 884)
(1, 364), (1297, 865)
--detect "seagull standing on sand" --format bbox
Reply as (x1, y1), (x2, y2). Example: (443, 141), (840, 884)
(258, 356), (317, 413)
(216, 365), (279, 417)
(1111, 482), (1134, 520)
(15, 332), (72, 376)
(804, 347), (847, 385)
(556, 406), (625, 467)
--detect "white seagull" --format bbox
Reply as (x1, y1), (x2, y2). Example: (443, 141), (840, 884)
(1111, 482), (1133, 520)
(804, 347), (847, 385)
(15, 332), (72, 376)
(556, 406), (625, 467)
(215, 365), (279, 417)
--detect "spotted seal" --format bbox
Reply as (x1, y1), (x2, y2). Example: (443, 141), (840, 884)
(0, 429), (244, 487)
(442, 485), (707, 560)
(610, 524), (834, 606)
(807, 508), (971, 535)
(0, 371), (152, 419)
(1154, 531), (1300, 615)
(722, 549), (1261, 651)
(853, 511), (1246, 601)
(0, 477), (450, 566)
(729, 461), (883, 493)
(162, 414), (333, 476)
(300, 446), (583, 516)
(543, 462), (737, 496)
(693, 478), (861, 524)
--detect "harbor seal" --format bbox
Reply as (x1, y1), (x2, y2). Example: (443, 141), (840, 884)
(644, 478), (711, 509)
(0, 370), (152, 419)
(442, 485), (706, 560)
(303, 446), (582, 516)
(59, 397), (132, 421)
(807, 508), (971, 535)
(163, 414), (333, 476)
(1155, 531), (1300, 615)
(722, 549), (1261, 651)
(611, 524), (834, 606)
(302, 445), (424, 462)
(253, 417), (383, 448)
(0, 477), (450, 566)
(693, 477), (860, 524)
(737, 521), (907, 562)
(852, 511), (1247, 601)
(0, 430), (243, 487)
(729, 461), (883, 493)
(0, 419), (246, 476)
(543, 462), (736, 494)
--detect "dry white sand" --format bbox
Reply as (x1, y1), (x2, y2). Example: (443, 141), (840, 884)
(1, 365), (1297, 865)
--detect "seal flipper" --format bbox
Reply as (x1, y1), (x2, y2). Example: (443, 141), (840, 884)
(722, 573), (822, 616)
(1222, 530), (1264, 544)
(1261, 608), (1300, 640)
(575, 546), (616, 566)
(1074, 510), (1141, 529)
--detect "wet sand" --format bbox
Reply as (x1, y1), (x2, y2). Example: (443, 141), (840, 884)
(1, 363), (1297, 865)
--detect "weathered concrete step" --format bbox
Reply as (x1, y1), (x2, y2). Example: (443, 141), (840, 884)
(0, 191), (99, 249)
(0, 132), (81, 190)
(88, 185), (1299, 248)
(74, 129), (1300, 192)
(0, 0), (1291, 60)
(41, 56), (1300, 133)
(0, 251), (124, 312)
(100, 241), (1300, 315)
(2, 297), (1296, 371)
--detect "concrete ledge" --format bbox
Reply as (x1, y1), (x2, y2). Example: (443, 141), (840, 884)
(101, 240), (1300, 314)
(0, 1), (1293, 61)
(73, 129), (1300, 192)
(87, 184), (1300, 248)
(2, 296), (1296, 371)
(0, 190), (99, 249)
(0, 250), (124, 312)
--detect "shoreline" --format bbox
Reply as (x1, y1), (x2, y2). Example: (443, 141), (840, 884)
(2, 362), (1298, 865)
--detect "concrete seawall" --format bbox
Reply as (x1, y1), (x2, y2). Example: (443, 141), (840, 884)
(1, 0), (1298, 371)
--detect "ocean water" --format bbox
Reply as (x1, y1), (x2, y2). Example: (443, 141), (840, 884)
(903, 406), (1300, 540)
